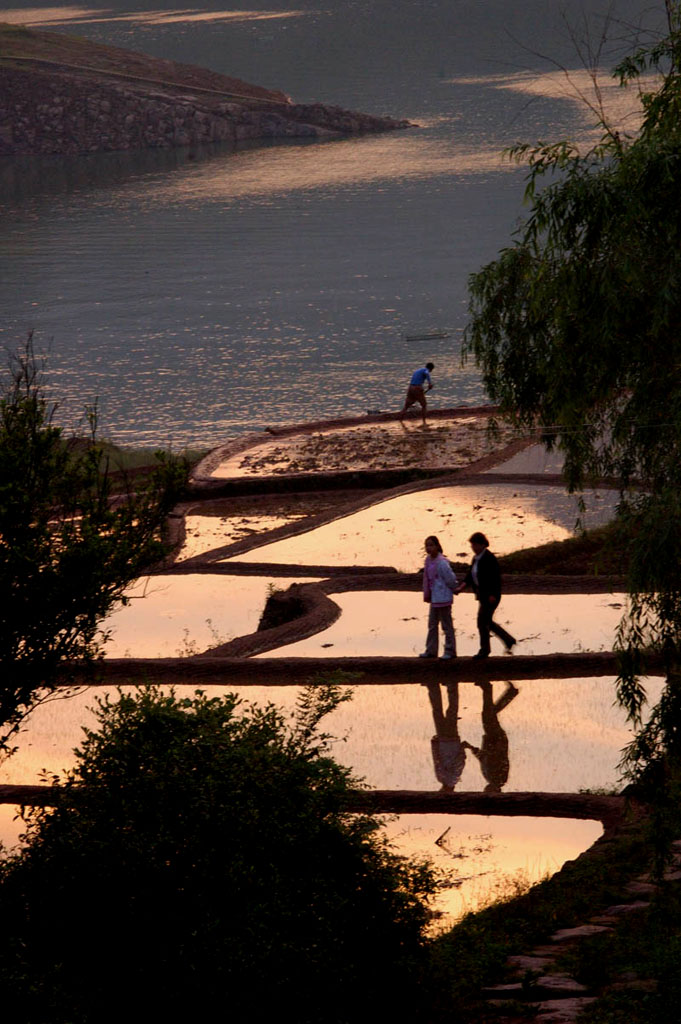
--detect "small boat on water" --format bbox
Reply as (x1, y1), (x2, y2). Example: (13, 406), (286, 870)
(405, 330), (451, 341)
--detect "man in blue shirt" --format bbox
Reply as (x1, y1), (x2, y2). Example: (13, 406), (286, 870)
(399, 362), (434, 424)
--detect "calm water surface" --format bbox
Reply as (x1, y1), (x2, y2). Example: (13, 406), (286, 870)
(0, 0), (660, 444)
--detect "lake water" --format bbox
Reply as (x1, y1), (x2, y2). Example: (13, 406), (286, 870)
(0, 0), (662, 445)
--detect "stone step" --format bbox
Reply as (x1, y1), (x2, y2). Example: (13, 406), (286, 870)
(487, 996), (597, 1022)
(483, 975), (590, 1001)
(624, 879), (657, 896)
(532, 998), (598, 1023)
(506, 954), (555, 972)
(530, 944), (573, 957)
(550, 924), (613, 943)
(602, 900), (650, 916)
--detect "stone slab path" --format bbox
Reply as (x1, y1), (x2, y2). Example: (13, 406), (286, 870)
(480, 840), (681, 1023)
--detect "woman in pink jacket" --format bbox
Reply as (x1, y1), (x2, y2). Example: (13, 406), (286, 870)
(420, 535), (458, 659)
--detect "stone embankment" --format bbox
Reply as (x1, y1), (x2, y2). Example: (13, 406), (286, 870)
(0, 27), (410, 157)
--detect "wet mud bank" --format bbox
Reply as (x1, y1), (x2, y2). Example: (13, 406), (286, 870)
(189, 406), (518, 495)
(0, 784), (626, 831)
(66, 651), (665, 686)
(347, 790), (626, 830)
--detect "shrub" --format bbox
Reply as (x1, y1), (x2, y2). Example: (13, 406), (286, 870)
(0, 685), (435, 1023)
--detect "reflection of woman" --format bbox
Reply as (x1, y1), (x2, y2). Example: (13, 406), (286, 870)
(426, 682), (465, 792)
(464, 681), (518, 793)
(420, 535), (458, 660)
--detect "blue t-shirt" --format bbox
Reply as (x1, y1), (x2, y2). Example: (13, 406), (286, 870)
(410, 367), (432, 387)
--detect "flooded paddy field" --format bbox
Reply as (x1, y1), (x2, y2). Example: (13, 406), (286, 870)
(386, 814), (604, 927)
(99, 574), (320, 658)
(2, 674), (659, 798)
(233, 483), (619, 572)
(224, 678), (661, 794)
(0, 791), (601, 931)
(0, 438), (635, 924)
(485, 443), (566, 476)
(178, 512), (308, 561)
(267, 592), (627, 659)
(0, 675), (613, 925)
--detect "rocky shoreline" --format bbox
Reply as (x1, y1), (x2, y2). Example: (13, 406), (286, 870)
(0, 25), (411, 157)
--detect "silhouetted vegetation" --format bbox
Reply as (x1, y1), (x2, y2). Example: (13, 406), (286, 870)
(0, 338), (187, 756)
(0, 685), (437, 1023)
(465, 2), (681, 800)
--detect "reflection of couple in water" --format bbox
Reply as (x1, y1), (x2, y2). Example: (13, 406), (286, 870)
(420, 532), (516, 660)
(426, 680), (519, 793)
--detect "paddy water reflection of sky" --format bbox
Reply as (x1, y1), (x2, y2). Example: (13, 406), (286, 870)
(234, 483), (618, 571)
(0, 672), (639, 926)
(178, 512), (307, 560)
(0, 800), (602, 930)
(228, 677), (663, 795)
(100, 573), (320, 656)
(267, 592), (627, 659)
(1, 674), (661, 794)
(386, 814), (603, 927)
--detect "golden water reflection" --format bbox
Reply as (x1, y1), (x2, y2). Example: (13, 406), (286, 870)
(268, 592), (627, 658)
(100, 574), (319, 657)
(119, 131), (512, 208)
(0, 798), (601, 933)
(235, 483), (617, 571)
(387, 813), (603, 929)
(483, 442), (566, 476)
(1, 676), (658, 795)
(0, 674), (648, 921)
(178, 513), (307, 560)
(318, 677), (662, 794)
(448, 68), (652, 143)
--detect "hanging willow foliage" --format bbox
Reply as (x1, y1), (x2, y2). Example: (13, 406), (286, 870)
(465, 4), (681, 790)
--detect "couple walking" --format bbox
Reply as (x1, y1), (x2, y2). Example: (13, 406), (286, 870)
(421, 532), (516, 660)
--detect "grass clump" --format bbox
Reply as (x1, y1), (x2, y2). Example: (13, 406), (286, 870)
(0, 22), (36, 39)
(499, 522), (628, 576)
(0, 685), (439, 1023)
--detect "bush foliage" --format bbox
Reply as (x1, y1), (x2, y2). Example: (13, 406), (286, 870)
(0, 685), (436, 1023)
(0, 339), (187, 754)
(464, 2), (681, 794)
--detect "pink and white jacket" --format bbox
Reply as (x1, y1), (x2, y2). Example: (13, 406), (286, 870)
(423, 553), (458, 607)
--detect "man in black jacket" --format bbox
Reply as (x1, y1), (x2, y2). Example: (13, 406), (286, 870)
(457, 532), (516, 659)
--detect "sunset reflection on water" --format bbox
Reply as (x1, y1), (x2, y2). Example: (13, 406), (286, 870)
(267, 591), (627, 659)
(386, 814), (604, 929)
(234, 483), (618, 572)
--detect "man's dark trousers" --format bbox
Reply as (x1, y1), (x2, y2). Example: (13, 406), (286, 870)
(477, 597), (515, 656)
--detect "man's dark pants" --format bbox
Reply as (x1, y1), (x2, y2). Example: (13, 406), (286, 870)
(477, 598), (515, 655)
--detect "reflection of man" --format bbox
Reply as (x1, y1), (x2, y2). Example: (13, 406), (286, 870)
(425, 682), (465, 791)
(457, 531), (516, 659)
(399, 362), (434, 425)
(464, 681), (518, 793)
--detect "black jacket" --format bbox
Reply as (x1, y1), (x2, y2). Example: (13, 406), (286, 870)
(465, 549), (502, 603)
